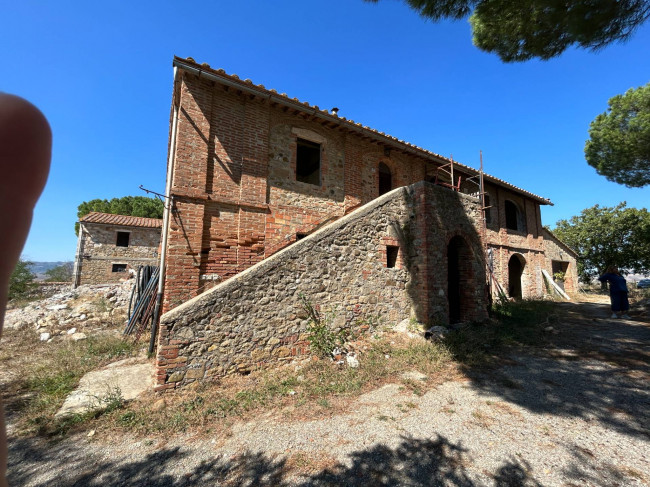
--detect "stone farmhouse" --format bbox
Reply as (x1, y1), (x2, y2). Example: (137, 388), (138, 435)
(73, 212), (162, 286)
(154, 56), (578, 390)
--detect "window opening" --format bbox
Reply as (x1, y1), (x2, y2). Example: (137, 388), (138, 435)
(112, 263), (127, 273)
(296, 232), (308, 241)
(505, 201), (518, 231)
(296, 138), (321, 185)
(378, 162), (392, 196)
(386, 245), (399, 268)
(116, 231), (130, 247)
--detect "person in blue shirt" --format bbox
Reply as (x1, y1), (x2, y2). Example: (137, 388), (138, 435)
(598, 266), (630, 319)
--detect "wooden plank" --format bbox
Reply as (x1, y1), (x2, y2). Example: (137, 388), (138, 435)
(541, 269), (571, 300)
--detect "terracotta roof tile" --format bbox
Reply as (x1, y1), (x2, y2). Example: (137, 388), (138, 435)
(80, 212), (163, 228)
(174, 56), (553, 206)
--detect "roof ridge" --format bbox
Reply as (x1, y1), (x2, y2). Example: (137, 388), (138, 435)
(79, 212), (163, 228)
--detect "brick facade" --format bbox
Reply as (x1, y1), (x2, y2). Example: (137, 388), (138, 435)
(156, 57), (578, 387)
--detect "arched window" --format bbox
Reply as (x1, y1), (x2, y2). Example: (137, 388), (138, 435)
(504, 200), (526, 232)
(378, 162), (392, 196)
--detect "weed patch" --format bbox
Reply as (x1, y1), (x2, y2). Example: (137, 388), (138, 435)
(300, 294), (349, 358)
(88, 335), (455, 437)
(444, 300), (558, 364)
(8, 334), (138, 436)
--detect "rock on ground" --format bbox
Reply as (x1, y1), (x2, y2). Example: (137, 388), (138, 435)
(55, 358), (154, 418)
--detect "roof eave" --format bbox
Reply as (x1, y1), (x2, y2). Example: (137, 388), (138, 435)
(172, 56), (553, 206)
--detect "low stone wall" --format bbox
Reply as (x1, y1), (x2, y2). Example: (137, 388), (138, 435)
(156, 182), (488, 390)
(79, 258), (158, 285)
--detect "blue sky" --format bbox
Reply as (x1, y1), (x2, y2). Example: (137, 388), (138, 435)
(3, 0), (649, 261)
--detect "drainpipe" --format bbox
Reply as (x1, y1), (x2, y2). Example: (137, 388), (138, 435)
(149, 66), (179, 354)
(72, 223), (85, 288)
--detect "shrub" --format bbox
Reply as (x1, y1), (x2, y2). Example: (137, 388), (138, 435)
(299, 294), (349, 358)
(8, 259), (37, 300)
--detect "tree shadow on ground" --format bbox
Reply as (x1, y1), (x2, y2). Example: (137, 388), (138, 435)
(8, 434), (544, 487)
(459, 302), (650, 441)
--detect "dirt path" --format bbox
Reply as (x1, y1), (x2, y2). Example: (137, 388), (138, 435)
(8, 299), (650, 486)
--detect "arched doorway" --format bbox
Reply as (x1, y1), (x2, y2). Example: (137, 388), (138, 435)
(508, 254), (525, 299)
(378, 162), (392, 196)
(448, 236), (472, 323)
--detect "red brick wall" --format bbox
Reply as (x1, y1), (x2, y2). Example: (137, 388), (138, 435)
(162, 71), (560, 312)
(163, 73), (449, 311)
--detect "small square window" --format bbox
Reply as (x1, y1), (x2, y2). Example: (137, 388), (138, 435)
(112, 263), (127, 273)
(116, 231), (130, 247)
(386, 245), (399, 268)
(296, 232), (308, 240)
(296, 138), (321, 185)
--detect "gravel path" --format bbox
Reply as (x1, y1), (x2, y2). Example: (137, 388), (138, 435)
(8, 300), (650, 486)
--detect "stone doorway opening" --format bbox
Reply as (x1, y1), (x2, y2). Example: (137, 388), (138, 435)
(447, 235), (472, 323)
(508, 254), (526, 299)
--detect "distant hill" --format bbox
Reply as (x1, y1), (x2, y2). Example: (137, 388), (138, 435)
(28, 261), (74, 280)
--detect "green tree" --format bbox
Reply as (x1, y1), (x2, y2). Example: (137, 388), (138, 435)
(9, 259), (37, 300)
(44, 263), (74, 282)
(365, 0), (650, 62)
(585, 82), (650, 188)
(553, 203), (650, 283)
(75, 196), (164, 234)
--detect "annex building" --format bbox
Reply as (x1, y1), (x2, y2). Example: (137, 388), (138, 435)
(73, 212), (162, 286)
(154, 57), (578, 390)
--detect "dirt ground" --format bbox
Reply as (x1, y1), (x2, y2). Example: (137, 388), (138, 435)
(6, 295), (650, 486)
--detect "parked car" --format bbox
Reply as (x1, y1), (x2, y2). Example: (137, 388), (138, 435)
(637, 279), (650, 289)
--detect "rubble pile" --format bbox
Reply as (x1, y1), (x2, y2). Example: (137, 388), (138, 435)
(4, 281), (133, 342)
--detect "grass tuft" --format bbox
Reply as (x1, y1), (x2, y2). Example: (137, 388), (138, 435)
(9, 334), (138, 436)
(444, 300), (558, 364)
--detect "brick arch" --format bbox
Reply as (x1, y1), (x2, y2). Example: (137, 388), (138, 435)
(378, 161), (392, 196)
(377, 156), (399, 186)
(508, 253), (526, 299)
(504, 199), (527, 233)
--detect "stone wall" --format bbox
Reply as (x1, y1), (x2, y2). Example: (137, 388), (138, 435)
(156, 182), (489, 390)
(78, 223), (160, 285)
(418, 184), (487, 323)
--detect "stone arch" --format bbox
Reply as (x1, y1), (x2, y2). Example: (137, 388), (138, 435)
(447, 234), (475, 323)
(508, 253), (526, 299)
(378, 162), (392, 196)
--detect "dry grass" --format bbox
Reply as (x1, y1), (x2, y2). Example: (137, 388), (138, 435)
(3, 298), (566, 441)
(89, 334), (456, 440)
(0, 326), (139, 436)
